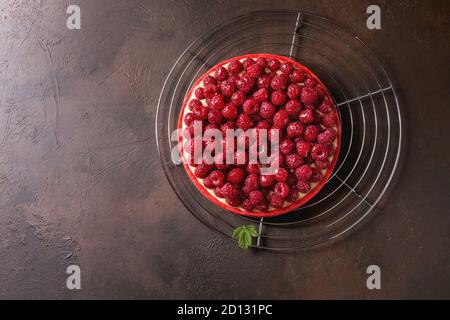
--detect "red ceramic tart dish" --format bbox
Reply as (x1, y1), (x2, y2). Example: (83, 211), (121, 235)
(178, 54), (341, 217)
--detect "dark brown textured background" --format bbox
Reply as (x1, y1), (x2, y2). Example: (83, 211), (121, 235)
(0, 0), (449, 299)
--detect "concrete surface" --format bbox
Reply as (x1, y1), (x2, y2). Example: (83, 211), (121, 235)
(0, 0), (449, 299)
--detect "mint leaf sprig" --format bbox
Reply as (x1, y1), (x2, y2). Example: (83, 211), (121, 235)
(232, 225), (259, 250)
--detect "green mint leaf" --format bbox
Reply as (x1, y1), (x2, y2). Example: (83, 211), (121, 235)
(232, 226), (243, 239)
(232, 225), (259, 250)
(247, 225), (258, 237)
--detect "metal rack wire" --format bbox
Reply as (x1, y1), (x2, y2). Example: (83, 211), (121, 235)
(156, 11), (404, 251)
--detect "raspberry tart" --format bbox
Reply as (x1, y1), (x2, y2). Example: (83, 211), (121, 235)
(178, 54), (341, 217)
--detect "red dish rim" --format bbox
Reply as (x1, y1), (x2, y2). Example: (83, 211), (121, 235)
(177, 53), (341, 218)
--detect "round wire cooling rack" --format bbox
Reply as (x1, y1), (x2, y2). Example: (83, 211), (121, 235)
(155, 10), (405, 251)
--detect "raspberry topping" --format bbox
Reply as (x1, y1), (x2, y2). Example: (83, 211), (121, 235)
(270, 90), (287, 106)
(274, 182), (290, 198)
(182, 54), (339, 214)
(249, 190), (264, 205)
(273, 110), (290, 128)
(227, 168), (245, 184)
(295, 165), (313, 181)
(259, 101), (276, 119)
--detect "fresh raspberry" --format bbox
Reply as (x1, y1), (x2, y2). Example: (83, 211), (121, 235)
(311, 144), (329, 161)
(279, 138), (295, 155)
(285, 186), (299, 202)
(194, 164), (211, 178)
(209, 170), (225, 187)
(221, 182), (240, 199)
(275, 168), (289, 182)
(246, 63), (264, 78)
(280, 62), (294, 74)
(247, 163), (260, 174)
(318, 99), (333, 113)
(243, 98), (260, 115)
(284, 99), (301, 117)
(214, 186), (224, 198)
(203, 75), (217, 86)
(249, 190), (264, 205)
(260, 174), (275, 187)
(227, 167), (245, 184)
(227, 60), (243, 75)
(242, 58), (256, 70)
(230, 90), (246, 106)
(273, 110), (290, 128)
(287, 84), (301, 99)
(322, 112), (336, 128)
(296, 141), (311, 157)
(267, 58), (280, 71)
(195, 87), (205, 100)
(304, 77), (317, 87)
(299, 109), (315, 124)
(203, 176), (214, 189)
(226, 197), (242, 207)
(315, 159), (330, 170)
(214, 67), (229, 81)
(295, 165), (313, 181)
(310, 168), (322, 183)
(296, 180), (310, 193)
(207, 109), (222, 124)
(236, 113), (254, 131)
(274, 182), (290, 198)
(236, 75), (255, 93)
(269, 194), (284, 208)
(253, 88), (269, 102)
(255, 201), (269, 211)
(244, 174), (260, 191)
(259, 101), (276, 119)
(304, 125), (320, 142)
(285, 154), (303, 169)
(220, 121), (236, 137)
(222, 103), (238, 120)
(208, 94), (225, 110)
(300, 86), (320, 105)
(257, 75), (272, 89)
(241, 198), (254, 211)
(317, 128), (337, 144)
(270, 74), (289, 90)
(204, 84), (218, 99)
(290, 69), (306, 83)
(270, 90), (287, 106)
(219, 81), (236, 97)
(193, 106), (209, 120)
(184, 112), (195, 126)
(287, 121), (304, 138)
(188, 99), (203, 111)
(255, 57), (268, 68)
